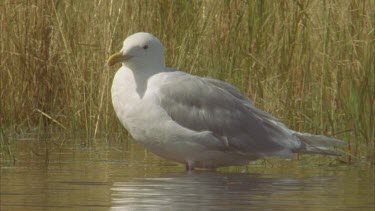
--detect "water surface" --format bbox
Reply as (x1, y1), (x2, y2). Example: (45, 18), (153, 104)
(1, 139), (374, 210)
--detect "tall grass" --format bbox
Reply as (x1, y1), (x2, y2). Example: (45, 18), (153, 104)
(1, 0), (374, 162)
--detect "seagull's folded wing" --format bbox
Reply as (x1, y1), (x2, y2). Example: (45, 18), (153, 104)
(157, 71), (300, 157)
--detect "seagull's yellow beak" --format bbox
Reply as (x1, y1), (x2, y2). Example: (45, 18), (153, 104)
(107, 51), (131, 66)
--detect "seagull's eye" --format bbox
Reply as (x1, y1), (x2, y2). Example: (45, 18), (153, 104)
(143, 45), (148, 50)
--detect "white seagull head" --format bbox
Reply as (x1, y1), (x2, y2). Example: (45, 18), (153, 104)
(108, 32), (165, 70)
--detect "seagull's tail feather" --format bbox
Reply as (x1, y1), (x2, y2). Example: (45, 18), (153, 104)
(293, 132), (346, 156)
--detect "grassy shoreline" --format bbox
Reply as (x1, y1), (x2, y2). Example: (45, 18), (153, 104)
(1, 0), (374, 162)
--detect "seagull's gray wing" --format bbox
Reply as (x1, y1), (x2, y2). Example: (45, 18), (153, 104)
(202, 77), (253, 105)
(158, 72), (299, 156)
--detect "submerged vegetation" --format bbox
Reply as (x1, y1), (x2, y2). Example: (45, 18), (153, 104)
(1, 0), (374, 163)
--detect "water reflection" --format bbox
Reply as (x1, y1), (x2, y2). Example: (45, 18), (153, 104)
(111, 171), (339, 210)
(1, 140), (374, 210)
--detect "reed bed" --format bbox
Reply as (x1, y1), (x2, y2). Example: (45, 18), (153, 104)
(1, 0), (374, 162)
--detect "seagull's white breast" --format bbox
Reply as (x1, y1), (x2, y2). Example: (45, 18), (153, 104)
(111, 68), (233, 166)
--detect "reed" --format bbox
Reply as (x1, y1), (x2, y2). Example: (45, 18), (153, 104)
(1, 0), (374, 162)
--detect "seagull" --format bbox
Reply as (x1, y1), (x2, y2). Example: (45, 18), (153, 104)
(107, 32), (345, 170)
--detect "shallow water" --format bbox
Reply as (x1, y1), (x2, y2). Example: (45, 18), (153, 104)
(1, 139), (374, 210)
